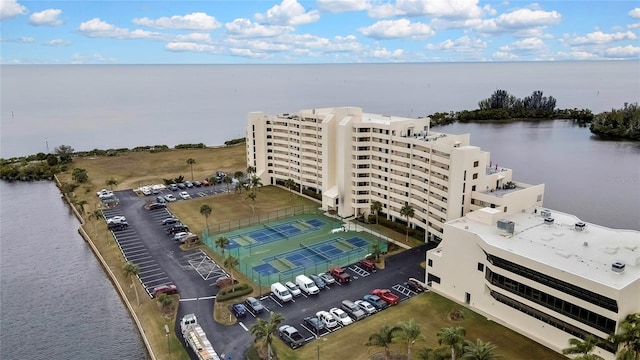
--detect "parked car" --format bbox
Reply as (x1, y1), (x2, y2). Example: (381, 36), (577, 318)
(309, 274), (326, 289)
(106, 216), (126, 224)
(108, 222), (128, 231)
(202, 179), (210, 187)
(230, 303), (247, 318)
(329, 307), (353, 326)
(152, 284), (177, 298)
(179, 191), (191, 200)
(96, 189), (112, 197)
(148, 202), (166, 210)
(172, 232), (189, 241)
(316, 310), (338, 329)
(193, 181), (202, 187)
(358, 258), (376, 271)
(177, 183), (186, 189)
(179, 233), (199, 244)
(215, 276), (238, 288)
(363, 294), (389, 311)
(278, 325), (305, 349)
(303, 316), (325, 333)
(319, 272), (336, 285)
(164, 194), (177, 202)
(168, 183), (178, 191)
(285, 281), (302, 297)
(167, 224), (189, 234)
(155, 196), (166, 204)
(355, 300), (377, 315)
(245, 297), (265, 314)
(161, 217), (179, 226)
(329, 267), (351, 283)
(406, 277), (426, 292)
(341, 300), (366, 321)
(372, 289), (400, 305)
(185, 181), (194, 188)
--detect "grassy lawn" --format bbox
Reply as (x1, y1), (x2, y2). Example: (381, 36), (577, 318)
(272, 292), (565, 360)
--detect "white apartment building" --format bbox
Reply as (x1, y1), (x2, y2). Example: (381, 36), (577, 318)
(246, 106), (544, 243)
(426, 207), (640, 359)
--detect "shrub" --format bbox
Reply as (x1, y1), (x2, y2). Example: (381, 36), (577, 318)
(215, 283), (253, 302)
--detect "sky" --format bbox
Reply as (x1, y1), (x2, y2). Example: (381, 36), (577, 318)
(0, 0), (639, 64)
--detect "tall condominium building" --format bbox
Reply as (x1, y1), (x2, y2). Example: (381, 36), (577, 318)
(426, 207), (640, 360)
(246, 106), (544, 243)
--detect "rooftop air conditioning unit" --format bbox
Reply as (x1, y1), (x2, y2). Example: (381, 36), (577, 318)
(540, 209), (551, 218)
(575, 222), (586, 231)
(612, 262), (626, 273)
(544, 217), (555, 225)
(497, 219), (515, 234)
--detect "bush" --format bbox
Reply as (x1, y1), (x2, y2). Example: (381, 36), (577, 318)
(215, 283), (253, 302)
(301, 188), (322, 200)
(224, 138), (246, 146)
(175, 143), (205, 149)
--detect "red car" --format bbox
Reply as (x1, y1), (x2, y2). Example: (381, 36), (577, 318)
(153, 284), (177, 297)
(358, 259), (376, 271)
(372, 289), (400, 305)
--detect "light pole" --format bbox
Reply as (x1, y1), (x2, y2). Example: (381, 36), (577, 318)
(164, 324), (171, 353)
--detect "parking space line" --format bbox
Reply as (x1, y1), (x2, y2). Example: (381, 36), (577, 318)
(139, 267), (162, 275)
(128, 255), (152, 262)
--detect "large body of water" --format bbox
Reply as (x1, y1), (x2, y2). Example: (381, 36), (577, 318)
(0, 181), (147, 360)
(0, 63), (638, 359)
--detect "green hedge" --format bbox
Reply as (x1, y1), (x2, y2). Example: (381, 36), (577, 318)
(365, 215), (425, 242)
(215, 283), (253, 302)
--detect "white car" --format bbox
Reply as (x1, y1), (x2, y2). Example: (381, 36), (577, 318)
(319, 272), (336, 285)
(179, 191), (191, 200)
(106, 216), (126, 224)
(172, 232), (189, 241)
(355, 300), (377, 315)
(285, 281), (302, 297)
(316, 310), (338, 329)
(96, 189), (112, 197)
(329, 307), (353, 326)
(164, 194), (177, 202)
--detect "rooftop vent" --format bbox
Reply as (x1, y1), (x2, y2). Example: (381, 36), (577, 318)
(612, 262), (626, 273)
(497, 219), (515, 234)
(575, 222), (586, 231)
(544, 217), (555, 225)
(540, 209), (551, 218)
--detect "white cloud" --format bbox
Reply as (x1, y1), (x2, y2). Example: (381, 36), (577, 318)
(556, 51), (600, 60)
(175, 33), (212, 43)
(427, 35), (487, 52)
(628, 23), (640, 29)
(629, 8), (640, 18)
(370, 47), (404, 59)
(165, 42), (218, 53)
(475, 8), (561, 34)
(359, 19), (434, 39)
(225, 18), (293, 38)
(570, 31), (637, 45)
(46, 38), (71, 47)
(317, 0), (370, 13)
(71, 53), (117, 64)
(492, 51), (518, 60)
(604, 45), (640, 58)
(278, 33), (362, 52)
(368, 0), (483, 19)
(499, 37), (545, 53)
(0, 36), (35, 43)
(229, 48), (270, 58)
(132, 12), (220, 31)
(78, 18), (164, 40)
(29, 9), (62, 26)
(0, 0), (27, 20)
(254, 0), (320, 26)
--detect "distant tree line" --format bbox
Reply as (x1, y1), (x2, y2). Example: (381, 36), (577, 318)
(224, 137), (246, 146)
(589, 102), (640, 140)
(174, 143), (206, 149)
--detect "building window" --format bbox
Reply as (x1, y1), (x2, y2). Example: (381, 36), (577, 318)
(472, 173), (478, 180)
(477, 263), (484, 272)
(537, 194), (543, 202)
(428, 259), (433, 267)
(427, 273), (441, 284)
(472, 185), (476, 191)
(504, 207), (508, 212)
(473, 161), (479, 167)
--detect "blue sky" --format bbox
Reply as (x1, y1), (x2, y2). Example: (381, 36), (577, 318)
(1, 0), (639, 64)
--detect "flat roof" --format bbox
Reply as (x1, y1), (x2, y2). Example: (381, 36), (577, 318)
(449, 207), (640, 290)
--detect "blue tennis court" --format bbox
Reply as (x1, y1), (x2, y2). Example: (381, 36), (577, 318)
(226, 218), (326, 250)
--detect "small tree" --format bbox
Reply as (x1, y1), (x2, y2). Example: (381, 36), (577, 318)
(156, 293), (173, 311)
(608, 313), (640, 360)
(186, 158), (196, 181)
(123, 262), (140, 306)
(223, 175), (232, 193)
(73, 199), (88, 214)
(563, 336), (600, 358)
(106, 178), (118, 190)
(250, 312), (284, 360)
(461, 339), (501, 360)
(284, 178), (296, 201)
(437, 326), (466, 360)
(400, 203), (415, 243)
(246, 190), (257, 215)
(88, 209), (103, 236)
(54, 144), (74, 163)
(371, 200), (383, 224)
(71, 168), (88, 183)
(366, 324), (401, 360)
(200, 204), (212, 234)
(223, 255), (239, 292)
(215, 236), (230, 257)
(393, 319), (425, 360)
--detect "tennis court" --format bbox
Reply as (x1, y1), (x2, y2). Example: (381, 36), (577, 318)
(206, 213), (387, 285)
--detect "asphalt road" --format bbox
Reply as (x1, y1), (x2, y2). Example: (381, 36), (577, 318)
(105, 185), (434, 360)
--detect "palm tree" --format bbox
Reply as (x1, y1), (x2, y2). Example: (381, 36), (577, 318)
(222, 175), (232, 193)
(73, 199), (88, 214)
(246, 166), (256, 176)
(366, 324), (401, 360)
(186, 158), (196, 181)
(371, 200), (383, 224)
(563, 336), (600, 358)
(200, 204), (212, 235)
(400, 203), (415, 243)
(416, 347), (435, 360)
(393, 319), (425, 360)
(251, 176), (263, 191)
(106, 177), (118, 190)
(250, 311), (284, 360)
(223, 255), (239, 292)
(156, 293), (173, 310)
(284, 178), (295, 193)
(461, 339), (501, 360)
(437, 326), (466, 360)
(246, 190), (257, 215)
(215, 236), (229, 257)
(123, 262), (140, 306)
(88, 208), (103, 236)
(609, 313), (640, 360)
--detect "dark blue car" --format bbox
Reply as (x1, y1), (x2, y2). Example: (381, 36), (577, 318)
(230, 303), (247, 318)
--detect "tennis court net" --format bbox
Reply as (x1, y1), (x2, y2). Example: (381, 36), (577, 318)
(299, 243), (330, 261)
(264, 223), (289, 239)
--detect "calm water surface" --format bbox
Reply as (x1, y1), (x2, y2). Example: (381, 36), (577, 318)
(0, 181), (146, 360)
